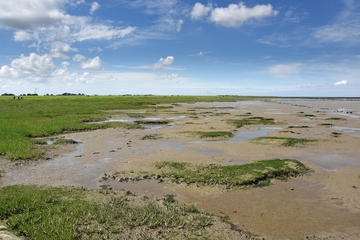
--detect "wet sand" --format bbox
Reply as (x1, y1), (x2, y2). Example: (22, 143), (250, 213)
(1, 98), (360, 239)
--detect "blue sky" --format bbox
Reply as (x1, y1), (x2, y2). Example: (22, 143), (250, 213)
(0, 0), (359, 96)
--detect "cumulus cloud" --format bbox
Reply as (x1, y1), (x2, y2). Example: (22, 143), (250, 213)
(0, 53), (56, 79)
(73, 54), (86, 62)
(50, 42), (77, 59)
(268, 63), (301, 76)
(191, 3), (213, 20)
(191, 2), (278, 27)
(152, 56), (174, 70)
(80, 56), (102, 70)
(333, 80), (348, 86)
(90, 2), (100, 15)
(14, 31), (32, 41)
(0, 0), (68, 30)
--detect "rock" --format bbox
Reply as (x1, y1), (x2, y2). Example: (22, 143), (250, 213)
(291, 187), (294, 190)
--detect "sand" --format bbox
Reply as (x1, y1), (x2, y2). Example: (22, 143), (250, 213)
(1, 98), (360, 239)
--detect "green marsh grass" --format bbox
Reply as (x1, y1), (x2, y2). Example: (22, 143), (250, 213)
(227, 116), (276, 128)
(153, 159), (308, 188)
(0, 185), (217, 239)
(251, 137), (317, 147)
(325, 117), (347, 121)
(0, 95), (246, 160)
(186, 131), (234, 139)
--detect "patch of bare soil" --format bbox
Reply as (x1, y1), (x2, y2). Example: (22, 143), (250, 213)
(1, 99), (360, 239)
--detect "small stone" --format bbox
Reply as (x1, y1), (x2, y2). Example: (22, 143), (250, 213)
(93, 152), (100, 154)
(291, 187), (294, 190)
(0, 225), (7, 230)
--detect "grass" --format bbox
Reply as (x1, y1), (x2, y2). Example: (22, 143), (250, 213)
(134, 119), (172, 125)
(331, 132), (342, 138)
(325, 117), (347, 121)
(251, 137), (317, 147)
(0, 185), (219, 239)
(151, 159), (309, 189)
(185, 131), (234, 139)
(0, 95), (247, 160)
(227, 116), (276, 128)
(288, 125), (309, 128)
(141, 134), (162, 140)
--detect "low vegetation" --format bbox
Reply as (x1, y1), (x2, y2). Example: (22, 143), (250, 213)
(288, 125), (310, 129)
(0, 95), (246, 160)
(111, 159), (309, 190)
(325, 117), (347, 121)
(184, 131), (234, 139)
(227, 116), (277, 128)
(141, 134), (162, 140)
(251, 137), (317, 147)
(331, 132), (342, 138)
(134, 119), (171, 125)
(0, 185), (223, 239)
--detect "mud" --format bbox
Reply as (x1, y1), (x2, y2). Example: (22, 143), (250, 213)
(1, 98), (360, 239)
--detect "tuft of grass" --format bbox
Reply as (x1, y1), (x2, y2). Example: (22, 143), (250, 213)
(227, 117), (276, 128)
(134, 119), (171, 125)
(152, 159), (309, 189)
(184, 131), (234, 139)
(319, 123), (333, 126)
(325, 117), (347, 121)
(288, 126), (309, 129)
(54, 139), (78, 145)
(141, 134), (162, 140)
(331, 132), (342, 138)
(251, 137), (317, 147)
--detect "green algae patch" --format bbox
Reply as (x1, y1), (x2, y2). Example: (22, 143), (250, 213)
(152, 159), (309, 189)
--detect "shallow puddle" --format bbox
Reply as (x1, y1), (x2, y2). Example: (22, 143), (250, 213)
(224, 126), (282, 142)
(1, 142), (110, 188)
(296, 153), (359, 171)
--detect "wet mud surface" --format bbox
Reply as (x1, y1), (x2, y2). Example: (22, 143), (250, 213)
(1, 98), (360, 239)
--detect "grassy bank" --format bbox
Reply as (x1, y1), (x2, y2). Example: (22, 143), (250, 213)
(0, 185), (237, 239)
(0, 95), (250, 160)
(112, 159), (309, 189)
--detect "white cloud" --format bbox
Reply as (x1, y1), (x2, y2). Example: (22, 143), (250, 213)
(90, 2), (100, 15)
(210, 2), (279, 27)
(73, 54), (86, 62)
(334, 80), (348, 86)
(14, 31), (32, 41)
(0, 53), (56, 80)
(53, 61), (70, 76)
(177, 19), (184, 32)
(191, 3), (213, 20)
(0, 0), (68, 30)
(268, 63), (301, 76)
(88, 47), (102, 52)
(66, 17), (136, 42)
(191, 2), (278, 27)
(81, 56), (102, 70)
(152, 56), (174, 69)
(50, 42), (77, 59)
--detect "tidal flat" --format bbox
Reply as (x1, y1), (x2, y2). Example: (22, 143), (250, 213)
(1, 96), (360, 239)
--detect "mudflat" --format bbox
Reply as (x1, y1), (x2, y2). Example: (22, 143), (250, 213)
(1, 98), (360, 239)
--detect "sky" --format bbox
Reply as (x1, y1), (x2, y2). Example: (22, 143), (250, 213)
(0, 0), (359, 96)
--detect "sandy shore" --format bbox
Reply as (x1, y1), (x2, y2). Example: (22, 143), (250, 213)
(1, 98), (360, 239)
